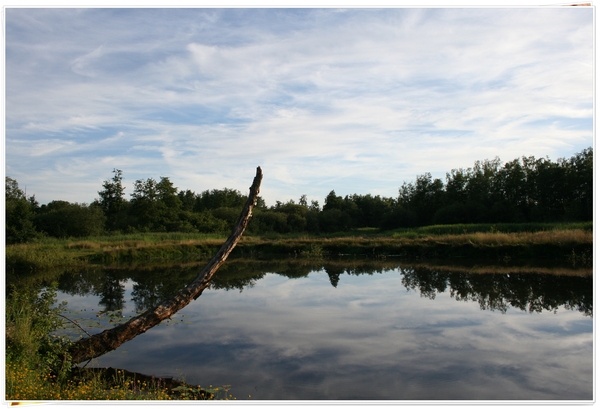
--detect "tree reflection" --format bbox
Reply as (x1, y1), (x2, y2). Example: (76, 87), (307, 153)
(96, 270), (126, 311)
(325, 265), (344, 288)
(130, 265), (200, 312)
(401, 267), (592, 316)
(49, 259), (592, 317)
(57, 267), (106, 297)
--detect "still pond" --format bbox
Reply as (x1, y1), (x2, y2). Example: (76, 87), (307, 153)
(49, 259), (592, 401)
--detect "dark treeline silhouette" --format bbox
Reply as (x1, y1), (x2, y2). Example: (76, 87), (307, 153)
(400, 266), (592, 316)
(5, 147), (593, 244)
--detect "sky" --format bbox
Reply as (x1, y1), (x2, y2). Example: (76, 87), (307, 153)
(3, 6), (594, 207)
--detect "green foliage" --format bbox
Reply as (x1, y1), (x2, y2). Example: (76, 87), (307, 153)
(393, 148), (593, 229)
(6, 241), (83, 272)
(6, 147), (593, 242)
(195, 187), (247, 211)
(6, 284), (72, 381)
(98, 169), (127, 231)
(252, 210), (289, 233)
(380, 206), (418, 230)
(300, 243), (325, 258)
(210, 206), (242, 231)
(5, 359), (220, 400)
(5, 177), (38, 244)
(35, 201), (106, 238)
(319, 209), (352, 233)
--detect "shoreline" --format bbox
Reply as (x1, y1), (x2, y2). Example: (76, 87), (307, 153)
(6, 227), (593, 273)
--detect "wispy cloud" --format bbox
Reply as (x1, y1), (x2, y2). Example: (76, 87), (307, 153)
(78, 270), (592, 400)
(5, 7), (593, 205)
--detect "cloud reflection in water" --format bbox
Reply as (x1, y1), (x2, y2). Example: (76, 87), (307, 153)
(71, 269), (592, 400)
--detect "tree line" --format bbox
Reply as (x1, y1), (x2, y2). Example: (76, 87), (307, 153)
(5, 147), (593, 244)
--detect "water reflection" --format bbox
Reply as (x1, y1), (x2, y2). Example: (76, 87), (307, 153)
(98, 271), (126, 311)
(55, 260), (592, 317)
(399, 267), (592, 316)
(44, 260), (592, 400)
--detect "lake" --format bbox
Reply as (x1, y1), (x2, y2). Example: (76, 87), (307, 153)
(50, 259), (592, 401)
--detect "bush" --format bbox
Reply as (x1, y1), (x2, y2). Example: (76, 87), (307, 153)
(252, 211), (289, 233)
(432, 202), (488, 225)
(319, 209), (352, 233)
(6, 284), (72, 381)
(380, 207), (418, 230)
(35, 201), (106, 238)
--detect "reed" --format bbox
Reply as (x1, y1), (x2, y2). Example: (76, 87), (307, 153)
(6, 223), (592, 271)
(391, 221), (593, 237)
(6, 243), (85, 271)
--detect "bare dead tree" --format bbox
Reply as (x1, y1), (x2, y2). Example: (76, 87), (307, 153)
(68, 167), (263, 364)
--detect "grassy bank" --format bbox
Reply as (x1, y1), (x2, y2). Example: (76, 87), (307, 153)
(6, 232), (227, 271)
(5, 284), (233, 402)
(5, 359), (231, 401)
(6, 222), (593, 271)
(236, 229), (592, 268)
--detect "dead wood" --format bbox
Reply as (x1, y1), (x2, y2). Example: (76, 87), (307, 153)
(68, 167), (263, 364)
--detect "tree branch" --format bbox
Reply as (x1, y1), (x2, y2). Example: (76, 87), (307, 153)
(68, 167), (263, 364)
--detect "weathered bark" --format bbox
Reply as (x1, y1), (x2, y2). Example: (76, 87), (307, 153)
(68, 167), (263, 364)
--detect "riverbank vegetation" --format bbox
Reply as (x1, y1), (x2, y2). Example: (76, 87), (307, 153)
(5, 221), (592, 272)
(6, 148), (593, 244)
(6, 256), (592, 401)
(5, 284), (233, 401)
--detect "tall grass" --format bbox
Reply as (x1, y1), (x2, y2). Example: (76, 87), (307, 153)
(390, 221), (593, 238)
(6, 233), (229, 271)
(6, 243), (85, 272)
(5, 283), (232, 401)
(6, 223), (592, 271)
(82, 231), (228, 243)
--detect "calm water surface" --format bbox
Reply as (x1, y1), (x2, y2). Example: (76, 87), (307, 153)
(53, 262), (592, 401)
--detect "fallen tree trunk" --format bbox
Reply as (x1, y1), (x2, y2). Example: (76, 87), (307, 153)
(68, 167), (263, 364)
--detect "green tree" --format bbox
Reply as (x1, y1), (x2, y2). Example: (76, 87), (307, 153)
(98, 169), (126, 231)
(319, 208), (352, 232)
(380, 204), (417, 229)
(178, 189), (197, 212)
(323, 190), (343, 211)
(345, 194), (393, 228)
(564, 147), (593, 221)
(252, 210), (289, 234)
(129, 178), (159, 231)
(530, 157), (569, 221)
(464, 158), (502, 221)
(444, 168), (469, 204)
(195, 188), (246, 211)
(35, 201), (106, 238)
(129, 177), (184, 232)
(5, 177), (38, 244)
(275, 201), (309, 233)
(410, 173), (445, 225)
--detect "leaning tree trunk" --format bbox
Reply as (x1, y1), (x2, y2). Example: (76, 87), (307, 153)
(68, 167), (263, 364)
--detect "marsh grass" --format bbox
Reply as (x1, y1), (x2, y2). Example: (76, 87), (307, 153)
(240, 228), (591, 250)
(6, 223), (592, 271)
(391, 221), (592, 237)
(6, 243), (85, 271)
(6, 233), (228, 271)
(423, 229), (593, 246)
